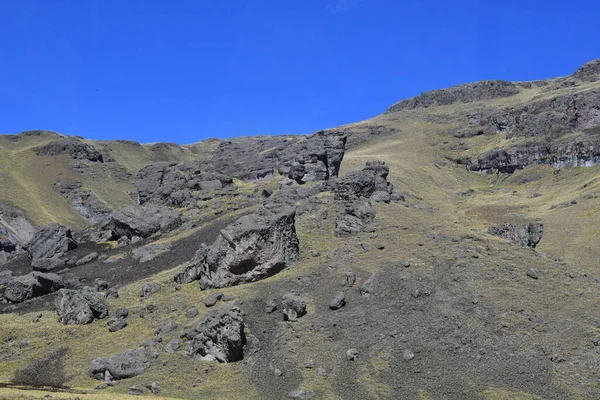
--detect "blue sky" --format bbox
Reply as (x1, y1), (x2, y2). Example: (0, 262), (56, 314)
(0, 0), (598, 144)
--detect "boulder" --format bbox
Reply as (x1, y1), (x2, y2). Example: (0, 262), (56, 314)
(76, 252), (99, 266)
(184, 305), (246, 362)
(335, 199), (375, 237)
(99, 205), (181, 240)
(329, 292), (346, 310)
(204, 292), (224, 307)
(175, 206), (299, 289)
(55, 288), (109, 325)
(282, 292), (307, 321)
(488, 222), (543, 248)
(140, 282), (161, 298)
(25, 223), (77, 271)
(90, 348), (150, 380)
(4, 272), (64, 303)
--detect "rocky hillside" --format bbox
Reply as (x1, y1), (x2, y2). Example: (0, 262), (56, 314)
(1, 59), (600, 400)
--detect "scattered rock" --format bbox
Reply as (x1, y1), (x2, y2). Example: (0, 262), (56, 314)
(282, 292), (307, 321)
(204, 292), (224, 308)
(345, 272), (356, 287)
(32, 313), (43, 323)
(186, 307), (199, 319)
(175, 206), (299, 289)
(265, 299), (277, 313)
(288, 389), (314, 399)
(105, 287), (119, 299)
(91, 348), (149, 380)
(140, 282), (161, 298)
(115, 308), (129, 319)
(128, 386), (144, 396)
(147, 382), (160, 395)
(91, 278), (110, 292)
(165, 339), (182, 353)
(108, 319), (128, 332)
(184, 305), (246, 362)
(155, 320), (178, 336)
(329, 292), (345, 310)
(346, 348), (359, 361)
(527, 268), (539, 279)
(55, 288), (109, 325)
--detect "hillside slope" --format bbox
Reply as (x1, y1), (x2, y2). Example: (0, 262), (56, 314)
(1, 59), (600, 400)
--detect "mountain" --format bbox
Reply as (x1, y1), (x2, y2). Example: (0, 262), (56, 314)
(1, 58), (600, 400)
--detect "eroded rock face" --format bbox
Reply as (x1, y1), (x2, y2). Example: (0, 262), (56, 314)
(3, 272), (64, 303)
(55, 288), (109, 325)
(184, 305), (246, 362)
(99, 205), (181, 240)
(488, 222), (543, 248)
(385, 80), (520, 112)
(90, 348), (150, 380)
(175, 206), (299, 289)
(33, 137), (103, 162)
(284, 131), (347, 184)
(26, 223), (77, 271)
(136, 162), (233, 206)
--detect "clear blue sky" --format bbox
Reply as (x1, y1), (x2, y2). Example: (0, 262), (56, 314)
(0, 0), (598, 144)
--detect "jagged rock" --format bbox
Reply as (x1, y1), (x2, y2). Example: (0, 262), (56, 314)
(335, 161), (393, 202)
(136, 161), (233, 206)
(33, 137), (104, 162)
(184, 305), (246, 362)
(3, 272), (64, 303)
(165, 339), (182, 353)
(359, 273), (380, 297)
(329, 292), (346, 310)
(26, 223), (77, 271)
(335, 199), (375, 237)
(175, 206), (299, 289)
(90, 348), (150, 380)
(140, 282), (161, 297)
(99, 205), (181, 240)
(345, 272), (356, 287)
(285, 131), (347, 183)
(282, 292), (307, 321)
(54, 181), (112, 223)
(55, 288), (109, 325)
(488, 222), (543, 248)
(0, 239), (16, 253)
(76, 252), (98, 266)
(0, 270), (14, 286)
(204, 292), (224, 307)
(386, 80), (520, 112)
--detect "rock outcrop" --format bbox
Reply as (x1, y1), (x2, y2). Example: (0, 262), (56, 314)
(3, 272), (64, 303)
(175, 205), (299, 289)
(99, 205), (181, 240)
(488, 222), (543, 248)
(385, 80), (520, 112)
(334, 161), (395, 236)
(55, 288), (109, 325)
(33, 137), (104, 162)
(25, 223), (77, 271)
(572, 58), (600, 82)
(90, 348), (150, 380)
(184, 305), (246, 362)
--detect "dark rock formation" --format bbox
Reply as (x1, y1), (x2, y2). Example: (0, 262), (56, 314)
(334, 161), (395, 236)
(282, 292), (307, 321)
(90, 348), (150, 380)
(175, 206), (299, 289)
(572, 58), (600, 82)
(469, 132), (600, 173)
(385, 80), (520, 112)
(99, 205), (181, 240)
(3, 272), (64, 303)
(54, 181), (111, 223)
(55, 288), (109, 325)
(184, 305), (246, 362)
(25, 223), (77, 271)
(488, 222), (543, 248)
(33, 138), (104, 162)
(136, 162), (233, 206)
